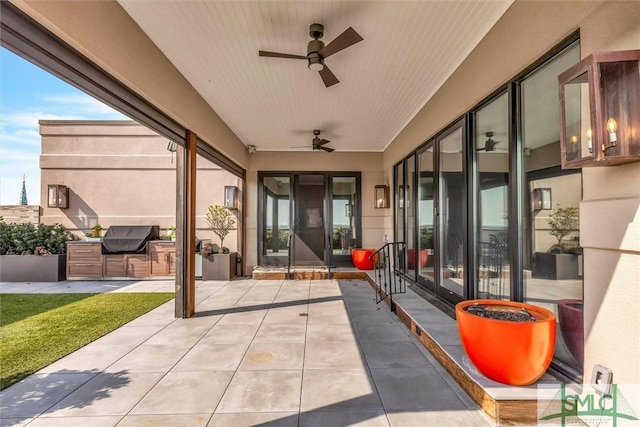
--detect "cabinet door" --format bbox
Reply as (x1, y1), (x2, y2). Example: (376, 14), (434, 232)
(104, 254), (125, 277)
(67, 243), (102, 278)
(149, 242), (175, 276)
(126, 254), (149, 278)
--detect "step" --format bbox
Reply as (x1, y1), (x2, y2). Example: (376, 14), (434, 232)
(363, 273), (564, 425)
(252, 266), (367, 280)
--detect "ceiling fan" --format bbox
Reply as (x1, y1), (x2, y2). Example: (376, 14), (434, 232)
(292, 130), (335, 152)
(311, 130), (334, 152)
(477, 132), (504, 152)
(259, 23), (363, 88)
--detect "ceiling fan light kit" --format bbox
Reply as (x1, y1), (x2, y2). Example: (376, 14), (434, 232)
(259, 23), (363, 88)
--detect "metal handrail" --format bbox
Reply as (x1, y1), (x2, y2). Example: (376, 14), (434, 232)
(286, 233), (292, 279)
(370, 242), (407, 312)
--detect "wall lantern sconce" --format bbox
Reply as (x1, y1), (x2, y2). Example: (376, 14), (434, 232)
(374, 185), (389, 209)
(558, 49), (640, 168)
(224, 186), (239, 209)
(532, 188), (552, 211)
(47, 184), (69, 209)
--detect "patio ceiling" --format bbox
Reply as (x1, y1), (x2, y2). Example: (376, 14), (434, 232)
(117, 0), (513, 153)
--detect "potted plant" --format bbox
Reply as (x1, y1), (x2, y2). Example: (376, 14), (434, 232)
(0, 222), (75, 281)
(166, 225), (176, 241)
(201, 205), (237, 280)
(533, 206), (580, 280)
(91, 223), (103, 238)
(456, 299), (556, 386)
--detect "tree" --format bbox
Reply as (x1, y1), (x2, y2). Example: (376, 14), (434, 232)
(205, 204), (236, 249)
(547, 206), (579, 251)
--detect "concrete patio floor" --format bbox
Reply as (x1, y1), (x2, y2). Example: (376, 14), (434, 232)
(0, 278), (493, 427)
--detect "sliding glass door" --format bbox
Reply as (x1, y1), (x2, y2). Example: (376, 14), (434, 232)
(437, 125), (465, 303)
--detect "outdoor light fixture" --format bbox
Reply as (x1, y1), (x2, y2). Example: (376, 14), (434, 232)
(374, 185), (389, 209)
(47, 184), (69, 209)
(166, 141), (178, 164)
(532, 188), (552, 211)
(224, 186), (238, 209)
(558, 49), (640, 167)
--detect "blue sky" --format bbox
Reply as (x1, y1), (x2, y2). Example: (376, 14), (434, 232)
(0, 47), (126, 205)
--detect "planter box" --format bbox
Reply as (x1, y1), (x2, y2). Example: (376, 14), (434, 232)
(0, 254), (67, 282)
(202, 253), (237, 281)
(533, 252), (579, 280)
(456, 299), (556, 386)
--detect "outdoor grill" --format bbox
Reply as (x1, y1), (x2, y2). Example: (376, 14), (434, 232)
(101, 225), (159, 254)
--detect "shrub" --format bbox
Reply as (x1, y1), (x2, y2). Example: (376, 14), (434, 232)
(0, 223), (74, 255)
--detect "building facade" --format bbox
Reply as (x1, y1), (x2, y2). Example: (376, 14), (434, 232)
(39, 120), (241, 252)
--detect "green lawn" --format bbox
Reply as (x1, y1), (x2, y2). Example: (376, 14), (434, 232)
(0, 292), (175, 390)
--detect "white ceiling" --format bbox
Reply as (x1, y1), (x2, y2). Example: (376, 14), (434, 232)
(118, 0), (513, 153)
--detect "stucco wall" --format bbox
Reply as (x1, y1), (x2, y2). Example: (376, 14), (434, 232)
(577, 1), (640, 387)
(39, 120), (241, 251)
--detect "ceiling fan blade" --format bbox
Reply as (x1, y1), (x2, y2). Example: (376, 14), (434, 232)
(259, 50), (306, 60)
(319, 27), (363, 58)
(319, 65), (339, 87)
(317, 138), (331, 146)
(320, 146), (335, 153)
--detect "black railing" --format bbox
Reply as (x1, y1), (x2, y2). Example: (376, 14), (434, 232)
(478, 233), (508, 299)
(286, 233), (292, 279)
(371, 242), (407, 312)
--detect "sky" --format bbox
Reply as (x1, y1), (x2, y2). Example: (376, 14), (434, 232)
(0, 47), (127, 205)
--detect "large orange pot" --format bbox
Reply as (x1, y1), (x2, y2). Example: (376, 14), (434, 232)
(456, 299), (556, 386)
(352, 248), (377, 270)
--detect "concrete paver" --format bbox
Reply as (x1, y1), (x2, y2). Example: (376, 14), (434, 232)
(0, 279), (493, 426)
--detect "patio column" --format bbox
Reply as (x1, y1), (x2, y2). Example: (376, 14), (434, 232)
(175, 129), (197, 318)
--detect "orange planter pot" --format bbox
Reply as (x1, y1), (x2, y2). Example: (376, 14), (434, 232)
(456, 299), (556, 386)
(351, 248), (377, 270)
(408, 249), (428, 270)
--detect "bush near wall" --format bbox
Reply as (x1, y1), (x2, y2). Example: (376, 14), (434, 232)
(0, 222), (75, 255)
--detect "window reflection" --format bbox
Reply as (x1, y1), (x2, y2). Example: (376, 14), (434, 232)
(475, 92), (510, 300)
(523, 44), (583, 375)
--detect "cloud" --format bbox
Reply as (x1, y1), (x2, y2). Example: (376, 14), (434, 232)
(44, 93), (126, 118)
(0, 128), (41, 147)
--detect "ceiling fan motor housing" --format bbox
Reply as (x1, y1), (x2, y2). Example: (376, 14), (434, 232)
(309, 23), (324, 39)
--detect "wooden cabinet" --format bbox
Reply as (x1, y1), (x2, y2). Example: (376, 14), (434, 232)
(67, 241), (174, 280)
(149, 242), (176, 277)
(67, 242), (102, 279)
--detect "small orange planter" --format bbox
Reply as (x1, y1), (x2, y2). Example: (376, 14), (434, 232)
(351, 248), (377, 270)
(456, 299), (556, 386)
(407, 249), (428, 270)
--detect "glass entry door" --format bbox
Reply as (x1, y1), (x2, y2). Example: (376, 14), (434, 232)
(293, 174), (325, 266)
(258, 172), (361, 267)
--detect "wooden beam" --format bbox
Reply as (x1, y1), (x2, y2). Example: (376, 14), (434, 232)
(175, 130), (197, 318)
